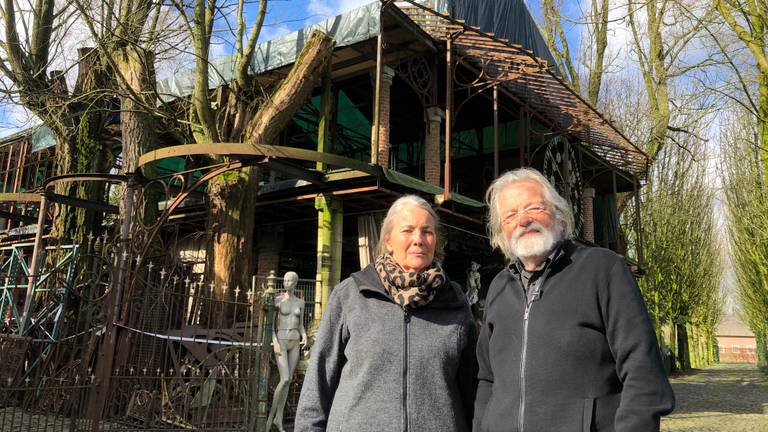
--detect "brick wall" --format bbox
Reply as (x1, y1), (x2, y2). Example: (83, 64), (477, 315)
(425, 107), (443, 186)
(717, 335), (758, 363)
(374, 66), (395, 168)
(582, 187), (595, 242)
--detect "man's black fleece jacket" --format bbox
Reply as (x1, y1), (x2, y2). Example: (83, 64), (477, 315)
(473, 241), (674, 432)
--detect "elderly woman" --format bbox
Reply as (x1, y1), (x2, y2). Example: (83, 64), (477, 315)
(294, 195), (477, 432)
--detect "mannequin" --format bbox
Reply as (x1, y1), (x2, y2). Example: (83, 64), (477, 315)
(466, 261), (481, 305)
(265, 271), (307, 432)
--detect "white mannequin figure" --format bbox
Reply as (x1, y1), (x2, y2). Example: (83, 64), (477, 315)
(466, 261), (481, 305)
(265, 271), (307, 432)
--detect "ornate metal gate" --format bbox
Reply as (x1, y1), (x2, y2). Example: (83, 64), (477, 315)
(0, 167), (283, 431)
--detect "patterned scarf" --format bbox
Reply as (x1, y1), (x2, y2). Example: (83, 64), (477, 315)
(374, 253), (446, 310)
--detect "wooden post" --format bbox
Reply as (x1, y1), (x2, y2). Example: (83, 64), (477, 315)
(19, 190), (49, 335)
(443, 37), (453, 201)
(633, 178), (644, 268)
(372, 32), (384, 165)
(255, 271), (277, 431)
(493, 84), (499, 177)
(317, 65), (334, 172)
(314, 195), (342, 324)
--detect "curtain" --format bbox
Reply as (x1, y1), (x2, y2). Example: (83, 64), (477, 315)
(358, 214), (379, 269)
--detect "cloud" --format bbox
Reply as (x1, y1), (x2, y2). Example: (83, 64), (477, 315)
(307, 0), (374, 19)
(0, 102), (40, 138)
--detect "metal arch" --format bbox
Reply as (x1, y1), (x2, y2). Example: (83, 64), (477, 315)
(137, 143), (375, 176)
(135, 159), (252, 274)
(42, 173), (130, 190)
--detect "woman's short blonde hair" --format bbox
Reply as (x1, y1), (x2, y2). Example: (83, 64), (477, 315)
(375, 194), (444, 259)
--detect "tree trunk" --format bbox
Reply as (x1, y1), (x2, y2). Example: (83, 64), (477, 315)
(115, 46), (160, 226)
(203, 30), (335, 327)
(759, 68), (768, 183)
(676, 322), (691, 371)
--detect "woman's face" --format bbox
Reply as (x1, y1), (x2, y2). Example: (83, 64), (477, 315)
(385, 205), (436, 273)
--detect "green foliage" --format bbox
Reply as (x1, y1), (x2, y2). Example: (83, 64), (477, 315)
(632, 142), (722, 371)
(722, 112), (768, 374)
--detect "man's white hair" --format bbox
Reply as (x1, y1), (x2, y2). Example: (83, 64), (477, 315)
(485, 168), (575, 258)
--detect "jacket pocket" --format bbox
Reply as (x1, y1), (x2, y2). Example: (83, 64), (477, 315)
(582, 398), (595, 432)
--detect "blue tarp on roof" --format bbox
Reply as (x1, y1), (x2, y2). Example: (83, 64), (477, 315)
(448, 0), (562, 76)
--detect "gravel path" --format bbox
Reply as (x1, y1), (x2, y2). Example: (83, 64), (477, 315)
(661, 362), (768, 432)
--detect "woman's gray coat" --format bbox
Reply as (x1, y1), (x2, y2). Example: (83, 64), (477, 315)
(295, 264), (477, 432)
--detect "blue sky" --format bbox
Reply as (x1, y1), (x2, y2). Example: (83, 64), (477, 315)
(1, 0), (583, 138)
(0, 0), (375, 138)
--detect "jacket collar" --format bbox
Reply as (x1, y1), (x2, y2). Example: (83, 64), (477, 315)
(351, 264), (467, 309)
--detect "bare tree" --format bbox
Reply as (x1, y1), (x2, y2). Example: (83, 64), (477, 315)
(714, 0), (768, 182)
(176, 0), (335, 314)
(0, 0), (117, 241)
(540, 0), (609, 105)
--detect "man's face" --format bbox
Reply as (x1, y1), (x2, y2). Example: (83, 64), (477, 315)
(498, 180), (561, 259)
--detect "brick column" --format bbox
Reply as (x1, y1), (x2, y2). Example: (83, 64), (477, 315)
(372, 65), (396, 168)
(425, 106), (444, 186)
(582, 187), (596, 243)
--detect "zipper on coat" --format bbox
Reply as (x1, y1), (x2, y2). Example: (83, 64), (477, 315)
(518, 280), (543, 432)
(403, 309), (410, 432)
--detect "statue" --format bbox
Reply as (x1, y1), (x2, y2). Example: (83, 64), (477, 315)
(266, 271), (307, 432)
(466, 261), (481, 305)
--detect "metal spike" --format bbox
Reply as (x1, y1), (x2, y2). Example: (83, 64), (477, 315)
(156, 368), (161, 376)
(222, 284), (228, 294)
(184, 277), (191, 286)
(209, 281), (215, 293)
(160, 268), (167, 279)
(234, 287), (241, 298)
(135, 255), (142, 266)
(147, 262), (155, 272)
(90, 374), (96, 383)
(129, 367), (135, 375)
(142, 367), (147, 375)
(75, 375), (80, 383)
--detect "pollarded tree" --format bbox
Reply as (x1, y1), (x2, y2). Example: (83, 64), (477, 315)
(0, 0), (115, 241)
(637, 136), (721, 371)
(721, 107), (768, 370)
(177, 0), (335, 315)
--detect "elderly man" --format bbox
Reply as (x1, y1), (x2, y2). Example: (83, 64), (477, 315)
(474, 168), (674, 432)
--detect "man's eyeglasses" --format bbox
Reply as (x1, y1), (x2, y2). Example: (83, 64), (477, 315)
(502, 205), (549, 224)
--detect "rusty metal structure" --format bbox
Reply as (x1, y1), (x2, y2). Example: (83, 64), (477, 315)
(0, 1), (649, 429)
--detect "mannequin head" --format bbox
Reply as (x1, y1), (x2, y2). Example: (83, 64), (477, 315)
(283, 271), (299, 294)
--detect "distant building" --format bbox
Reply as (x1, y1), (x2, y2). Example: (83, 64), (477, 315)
(717, 313), (757, 363)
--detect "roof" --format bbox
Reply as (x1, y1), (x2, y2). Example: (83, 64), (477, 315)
(396, 1), (648, 178)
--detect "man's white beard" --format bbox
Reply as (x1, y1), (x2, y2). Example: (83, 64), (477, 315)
(507, 221), (562, 260)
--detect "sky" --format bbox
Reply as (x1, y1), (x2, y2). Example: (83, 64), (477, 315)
(0, 0), (375, 139)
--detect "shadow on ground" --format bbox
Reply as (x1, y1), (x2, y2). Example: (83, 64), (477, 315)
(668, 363), (768, 415)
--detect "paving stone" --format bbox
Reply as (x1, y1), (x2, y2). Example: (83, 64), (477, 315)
(661, 362), (768, 432)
